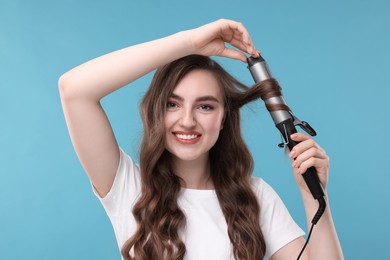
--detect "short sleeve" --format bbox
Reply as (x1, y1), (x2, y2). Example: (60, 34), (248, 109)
(252, 177), (305, 259)
(91, 147), (141, 217)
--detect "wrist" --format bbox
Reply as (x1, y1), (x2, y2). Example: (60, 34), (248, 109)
(171, 30), (196, 57)
(301, 189), (328, 203)
(300, 190), (330, 220)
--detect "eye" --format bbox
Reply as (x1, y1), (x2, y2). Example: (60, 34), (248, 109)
(166, 101), (178, 110)
(198, 104), (214, 111)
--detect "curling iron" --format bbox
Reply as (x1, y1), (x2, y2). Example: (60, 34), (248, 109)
(247, 55), (326, 225)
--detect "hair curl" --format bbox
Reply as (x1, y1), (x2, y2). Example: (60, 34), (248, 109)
(121, 55), (271, 259)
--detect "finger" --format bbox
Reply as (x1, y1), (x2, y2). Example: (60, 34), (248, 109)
(221, 30), (255, 56)
(290, 132), (312, 142)
(296, 157), (327, 175)
(220, 47), (247, 62)
(289, 138), (318, 159)
(291, 147), (327, 169)
(234, 31), (258, 57)
(222, 20), (258, 57)
(232, 31), (257, 54)
(231, 33), (257, 56)
(225, 37), (250, 53)
(232, 26), (259, 57)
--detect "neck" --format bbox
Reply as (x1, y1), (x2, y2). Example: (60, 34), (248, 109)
(171, 153), (214, 190)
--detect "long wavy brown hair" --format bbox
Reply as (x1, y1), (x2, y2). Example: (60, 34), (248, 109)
(121, 55), (270, 259)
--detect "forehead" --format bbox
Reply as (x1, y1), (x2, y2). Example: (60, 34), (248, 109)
(172, 69), (223, 100)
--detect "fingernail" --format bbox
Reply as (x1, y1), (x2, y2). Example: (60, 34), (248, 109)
(290, 151), (296, 158)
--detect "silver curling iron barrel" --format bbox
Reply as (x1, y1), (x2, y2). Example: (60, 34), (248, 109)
(247, 55), (326, 224)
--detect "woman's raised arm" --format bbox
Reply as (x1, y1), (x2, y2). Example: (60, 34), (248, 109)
(58, 19), (258, 198)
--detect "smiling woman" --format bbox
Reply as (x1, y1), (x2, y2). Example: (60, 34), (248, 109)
(131, 54), (269, 259)
(58, 19), (343, 260)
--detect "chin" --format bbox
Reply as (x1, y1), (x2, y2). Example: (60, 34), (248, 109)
(174, 152), (205, 162)
(166, 148), (208, 162)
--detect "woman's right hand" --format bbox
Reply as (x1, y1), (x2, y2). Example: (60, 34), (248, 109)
(186, 19), (259, 62)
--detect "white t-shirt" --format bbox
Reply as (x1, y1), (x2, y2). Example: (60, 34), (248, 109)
(92, 147), (304, 259)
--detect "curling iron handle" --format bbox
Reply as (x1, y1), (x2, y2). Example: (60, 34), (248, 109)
(276, 118), (325, 200)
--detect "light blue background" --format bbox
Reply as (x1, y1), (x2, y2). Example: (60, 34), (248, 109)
(1, 0), (388, 259)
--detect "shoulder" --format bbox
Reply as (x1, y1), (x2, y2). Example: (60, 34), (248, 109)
(116, 147), (142, 193)
(249, 175), (287, 211)
(250, 175), (273, 198)
(92, 147), (141, 215)
(250, 176), (305, 258)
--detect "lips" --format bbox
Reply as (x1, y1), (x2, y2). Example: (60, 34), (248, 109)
(172, 131), (202, 144)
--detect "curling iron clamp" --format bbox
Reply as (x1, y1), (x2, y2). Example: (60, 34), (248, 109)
(247, 55), (326, 225)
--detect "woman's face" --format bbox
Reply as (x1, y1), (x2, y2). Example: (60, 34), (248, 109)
(164, 69), (225, 163)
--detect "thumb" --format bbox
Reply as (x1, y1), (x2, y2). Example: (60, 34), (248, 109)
(219, 47), (248, 62)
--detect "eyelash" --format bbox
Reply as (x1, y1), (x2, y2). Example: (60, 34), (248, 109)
(166, 102), (214, 111)
(166, 102), (178, 109)
(198, 104), (214, 111)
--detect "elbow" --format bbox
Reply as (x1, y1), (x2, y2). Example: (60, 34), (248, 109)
(58, 72), (87, 101)
(58, 71), (101, 102)
(58, 73), (74, 101)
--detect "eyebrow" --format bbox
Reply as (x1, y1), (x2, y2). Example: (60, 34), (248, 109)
(169, 93), (221, 103)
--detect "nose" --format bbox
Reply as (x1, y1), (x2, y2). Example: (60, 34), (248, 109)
(179, 108), (196, 128)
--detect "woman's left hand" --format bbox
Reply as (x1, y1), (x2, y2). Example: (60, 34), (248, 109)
(288, 133), (330, 195)
(188, 19), (259, 62)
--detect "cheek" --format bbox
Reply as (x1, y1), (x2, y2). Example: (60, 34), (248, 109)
(205, 113), (224, 133)
(164, 115), (173, 146)
(164, 113), (174, 130)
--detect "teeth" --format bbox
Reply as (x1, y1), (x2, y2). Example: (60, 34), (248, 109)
(176, 134), (198, 140)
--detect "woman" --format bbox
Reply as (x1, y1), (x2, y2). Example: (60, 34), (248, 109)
(59, 19), (343, 259)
